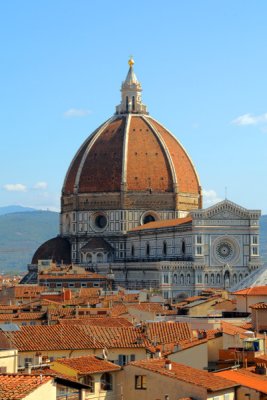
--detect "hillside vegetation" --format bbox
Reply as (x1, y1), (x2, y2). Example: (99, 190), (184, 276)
(0, 211), (59, 272)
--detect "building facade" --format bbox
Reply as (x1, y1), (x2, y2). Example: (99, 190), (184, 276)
(30, 59), (262, 297)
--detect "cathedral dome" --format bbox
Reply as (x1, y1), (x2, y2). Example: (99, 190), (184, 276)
(62, 59), (202, 215)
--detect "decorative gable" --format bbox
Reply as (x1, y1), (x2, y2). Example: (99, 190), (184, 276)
(191, 199), (260, 222)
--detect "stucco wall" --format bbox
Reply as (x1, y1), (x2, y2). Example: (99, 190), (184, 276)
(169, 342), (208, 370)
(24, 379), (56, 400)
(117, 364), (235, 400)
(0, 349), (18, 373)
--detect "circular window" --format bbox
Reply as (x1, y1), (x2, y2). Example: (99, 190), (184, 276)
(95, 215), (107, 229)
(216, 241), (234, 261)
(143, 214), (156, 224)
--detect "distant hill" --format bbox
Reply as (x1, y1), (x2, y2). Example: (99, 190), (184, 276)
(0, 211), (59, 272)
(0, 205), (37, 216)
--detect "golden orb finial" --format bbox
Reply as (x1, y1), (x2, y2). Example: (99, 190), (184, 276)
(128, 56), (134, 67)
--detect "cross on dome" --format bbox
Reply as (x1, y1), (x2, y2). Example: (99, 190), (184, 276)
(116, 58), (148, 115)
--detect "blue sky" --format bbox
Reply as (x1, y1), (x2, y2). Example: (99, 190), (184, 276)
(1, 1), (267, 213)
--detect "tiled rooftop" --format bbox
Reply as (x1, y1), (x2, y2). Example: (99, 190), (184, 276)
(130, 217), (192, 232)
(216, 368), (267, 394)
(233, 286), (267, 296)
(0, 374), (53, 399)
(58, 317), (133, 327)
(250, 302), (267, 309)
(221, 321), (251, 339)
(130, 359), (237, 392)
(53, 355), (121, 374)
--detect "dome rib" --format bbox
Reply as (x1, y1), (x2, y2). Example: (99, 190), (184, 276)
(74, 116), (116, 193)
(62, 119), (110, 195)
(148, 116), (201, 194)
(121, 114), (131, 187)
(142, 115), (178, 193)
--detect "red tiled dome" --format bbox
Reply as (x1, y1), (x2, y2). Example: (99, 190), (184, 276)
(62, 114), (200, 197)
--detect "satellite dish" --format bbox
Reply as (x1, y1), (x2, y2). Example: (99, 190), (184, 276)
(103, 347), (108, 360)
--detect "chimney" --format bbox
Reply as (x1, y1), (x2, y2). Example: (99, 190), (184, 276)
(25, 362), (32, 374)
(165, 359), (172, 370)
(155, 347), (161, 358)
(64, 288), (72, 301)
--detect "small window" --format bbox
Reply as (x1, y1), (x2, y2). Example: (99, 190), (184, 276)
(68, 283), (74, 288)
(252, 235), (258, 244)
(163, 274), (169, 284)
(252, 246), (258, 255)
(83, 375), (94, 393)
(101, 373), (113, 391)
(196, 246), (202, 255)
(56, 283), (62, 287)
(146, 243), (150, 256)
(163, 242), (167, 256)
(196, 235), (202, 244)
(135, 375), (147, 390)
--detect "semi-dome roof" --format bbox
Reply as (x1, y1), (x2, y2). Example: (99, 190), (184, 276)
(32, 237), (71, 264)
(62, 58), (201, 206)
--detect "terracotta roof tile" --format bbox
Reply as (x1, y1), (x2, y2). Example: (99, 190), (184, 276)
(221, 321), (251, 339)
(1, 325), (103, 351)
(0, 374), (53, 399)
(0, 312), (45, 321)
(130, 217), (192, 232)
(215, 368), (267, 394)
(144, 321), (193, 344)
(250, 302), (267, 309)
(58, 317), (133, 327)
(53, 355), (121, 374)
(130, 359), (237, 392)
(233, 286), (267, 296)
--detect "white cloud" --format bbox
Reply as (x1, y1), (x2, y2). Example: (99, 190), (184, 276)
(3, 183), (27, 192)
(34, 181), (48, 190)
(203, 189), (222, 208)
(232, 112), (267, 126)
(63, 108), (91, 118)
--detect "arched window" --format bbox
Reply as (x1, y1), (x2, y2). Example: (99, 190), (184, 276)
(180, 274), (184, 285)
(211, 274), (214, 284)
(233, 274), (237, 284)
(204, 274), (208, 284)
(216, 274), (221, 284)
(187, 273), (190, 285)
(146, 243), (150, 256)
(126, 96), (129, 112)
(163, 241), (167, 256)
(83, 375), (94, 393)
(239, 273), (243, 282)
(143, 214), (155, 224)
(132, 96), (135, 111)
(101, 373), (112, 391)
(173, 274), (177, 284)
(131, 245), (135, 257)
(86, 253), (92, 263)
(97, 253), (103, 263)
